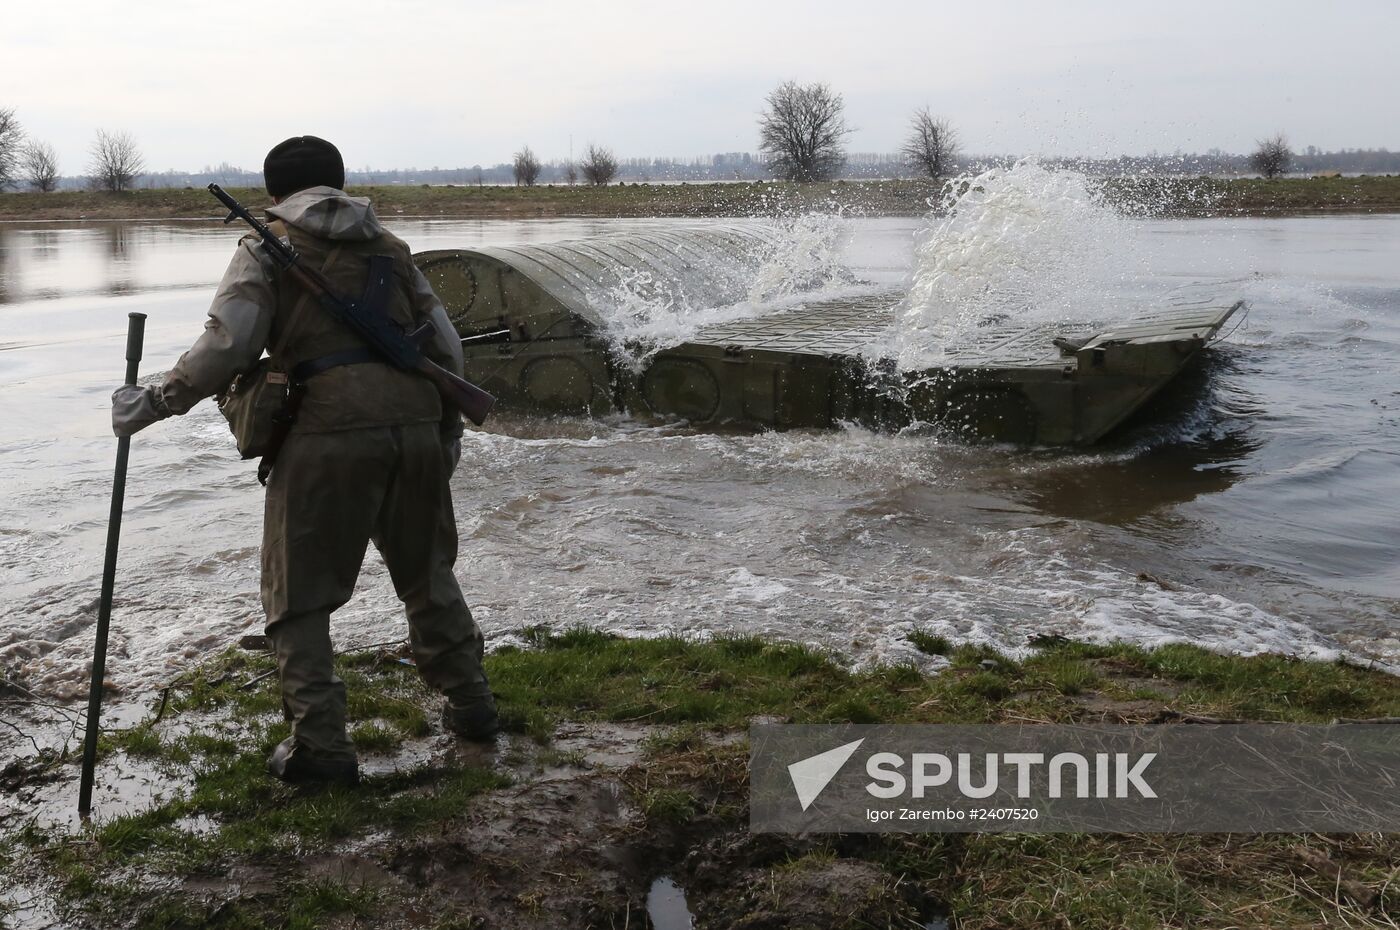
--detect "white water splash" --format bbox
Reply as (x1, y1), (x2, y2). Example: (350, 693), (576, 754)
(747, 213), (851, 303)
(599, 215), (854, 372)
(884, 159), (1154, 370)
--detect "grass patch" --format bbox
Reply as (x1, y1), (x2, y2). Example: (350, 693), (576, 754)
(349, 720), (405, 753)
(1022, 640), (1396, 721)
(485, 629), (1399, 731)
(7, 176), (1400, 223)
(1032, 653), (1104, 696)
(952, 670), (1014, 701)
(638, 787), (701, 825)
(0, 179), (938, 222)
(1103, 173), (1400, 217)
(941, 832), (1400, 930)
(14, 631), (1400, 929)
(908, 630), (951, 656)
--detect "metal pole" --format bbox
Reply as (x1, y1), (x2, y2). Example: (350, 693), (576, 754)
(78, 311), (146, 816)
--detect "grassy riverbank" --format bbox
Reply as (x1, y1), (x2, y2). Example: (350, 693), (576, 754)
(3, 175), (1400, 222)
(3, 630), (1398, 929)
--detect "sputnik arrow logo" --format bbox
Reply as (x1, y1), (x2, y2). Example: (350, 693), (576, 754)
(788, 738), (864, 811)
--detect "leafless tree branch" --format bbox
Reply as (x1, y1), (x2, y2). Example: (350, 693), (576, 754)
(0, 107), (25, 191)
(22, 139), (59, 192)
(88, 128), (145, 192)
(1251, 132), (1293, 179)
(758, 81), (850, 182)
(580, 145), (617, 186)
(903, 107), (959, 180)
(512, 145), (541, 186)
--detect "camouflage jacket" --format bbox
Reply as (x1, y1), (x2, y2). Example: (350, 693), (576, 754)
(143, 187), (464, 436)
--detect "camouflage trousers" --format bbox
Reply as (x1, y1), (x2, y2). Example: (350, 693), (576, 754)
(261, 422), (487, 762)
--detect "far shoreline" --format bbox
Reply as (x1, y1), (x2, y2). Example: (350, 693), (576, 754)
(3, 175), (1400, 223)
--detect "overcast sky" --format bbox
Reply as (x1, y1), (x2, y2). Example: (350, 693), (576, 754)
(4, 0), (1397, 174)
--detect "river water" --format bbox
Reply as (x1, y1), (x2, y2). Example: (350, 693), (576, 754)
(1, 203), (1398, 735)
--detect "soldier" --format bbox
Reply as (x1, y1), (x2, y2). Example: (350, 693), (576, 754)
(112, 136), (499, 786)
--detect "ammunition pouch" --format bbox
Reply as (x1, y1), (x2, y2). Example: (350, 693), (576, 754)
(217, 361), (291, 461)
(230, 349), (380, 486)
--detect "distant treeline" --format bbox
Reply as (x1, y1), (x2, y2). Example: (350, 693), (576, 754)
(1043, 147), (1400, 178)
(29, 147), (1400, 191)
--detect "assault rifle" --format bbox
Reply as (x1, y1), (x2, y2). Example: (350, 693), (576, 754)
(208, 184), (495, 426)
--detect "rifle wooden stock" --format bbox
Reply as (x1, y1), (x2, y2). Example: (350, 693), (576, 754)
(415, 356), (495, 426)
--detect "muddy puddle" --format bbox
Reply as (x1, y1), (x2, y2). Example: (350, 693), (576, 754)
(646, 876), (693, 929)
(1, 712), (949, 929)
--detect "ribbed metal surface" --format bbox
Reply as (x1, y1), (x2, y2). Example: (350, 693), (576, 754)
(470, 223), (783, 326)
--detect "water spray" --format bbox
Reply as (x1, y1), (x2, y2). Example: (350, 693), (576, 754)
(78, 311), (146, 816)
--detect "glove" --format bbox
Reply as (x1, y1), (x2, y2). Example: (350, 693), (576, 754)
(444, 437), (462, 477)
(111, 384), (171, 437)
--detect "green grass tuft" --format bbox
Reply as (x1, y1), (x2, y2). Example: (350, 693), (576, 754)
(638, 787), (701, 824)
(908, 630), (952, 656)
(350, 720), (404, 754)
(1035, 654), (1104, 696)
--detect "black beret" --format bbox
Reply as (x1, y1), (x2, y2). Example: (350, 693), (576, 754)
(263, 136), (345, 199)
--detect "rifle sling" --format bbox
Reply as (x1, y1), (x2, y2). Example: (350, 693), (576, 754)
(257, 253), (398, 486)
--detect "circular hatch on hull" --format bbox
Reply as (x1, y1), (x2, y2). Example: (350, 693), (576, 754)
(419, 256), (479, 328)
(521, 357), (596, 414)
(641, 359), (721, 422)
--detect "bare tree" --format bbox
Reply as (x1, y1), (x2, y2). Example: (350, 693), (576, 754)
(758, 81), (850, 182)
(1250, 133), (1293, 179)
(512, 145), (541, 186)
(580, 145), (617, 186)
(562, 160), (578, 185)
(22, 140), (59, 192)
(903, 107), (959, 180)
(0, 107), (24, 191)
(88, 129), (145, 192)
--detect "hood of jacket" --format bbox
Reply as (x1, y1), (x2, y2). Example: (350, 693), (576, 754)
(265, 186), (384, 241)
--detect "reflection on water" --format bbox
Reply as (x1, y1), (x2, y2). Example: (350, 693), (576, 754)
(1012, 353), (1262, 525)
(0, 218), (716, 307)
(1014, 429), (1254, 527)
(0, 221), (239, 304)
(0, 215), (1398, 728)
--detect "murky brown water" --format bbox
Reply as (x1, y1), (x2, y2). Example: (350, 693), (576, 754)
(1, 213), (1397, 767)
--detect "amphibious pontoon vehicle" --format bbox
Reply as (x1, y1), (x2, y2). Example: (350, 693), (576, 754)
(413, 225), (1240, 445)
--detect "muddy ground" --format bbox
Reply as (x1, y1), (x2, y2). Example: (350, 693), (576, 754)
(1, 717), (939, 929)
(3, 633), (1399, 929)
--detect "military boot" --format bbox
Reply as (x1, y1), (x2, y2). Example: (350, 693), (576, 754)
(442, 689), (500, 742)
(267, 737), (360, 787)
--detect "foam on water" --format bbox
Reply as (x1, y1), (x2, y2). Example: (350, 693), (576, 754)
(883, 159), (1154, 370)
